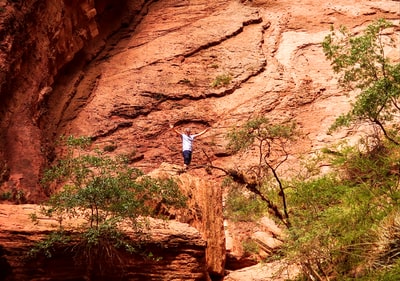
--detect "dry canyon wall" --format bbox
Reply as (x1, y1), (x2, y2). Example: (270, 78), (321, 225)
(0, 0), (399, 280)
(0, 0), (147, 200)
(1, 0), (398, 200)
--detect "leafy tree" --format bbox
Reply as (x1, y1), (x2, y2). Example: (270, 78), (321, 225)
(31, 136), (187, 278)
(285, 140), (400, 280)
(226, 117), (296, 228)
(323, 19), (400, 144)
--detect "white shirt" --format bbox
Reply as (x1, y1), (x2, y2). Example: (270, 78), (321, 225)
(181, 134), (195, 151)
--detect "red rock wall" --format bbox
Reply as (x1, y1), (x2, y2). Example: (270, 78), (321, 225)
(0, 204), (209, 281)
(177, 173), (226, 278)
(0, 0), (145, 202)
(0, 233), (208, 281)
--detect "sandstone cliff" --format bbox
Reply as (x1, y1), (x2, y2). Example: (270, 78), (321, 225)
(0, 0), (399, 280)
(1, 0), (398, 202)
(0, 204), (208, 281)
(0, 0), (147, 200)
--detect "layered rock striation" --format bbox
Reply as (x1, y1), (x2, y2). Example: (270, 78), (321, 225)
(0, 204), (208, 281)
(0, 0), (148, 201)
(0, 0), (399, 280)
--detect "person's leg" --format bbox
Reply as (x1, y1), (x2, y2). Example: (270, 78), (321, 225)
(182, 150), (192, 168)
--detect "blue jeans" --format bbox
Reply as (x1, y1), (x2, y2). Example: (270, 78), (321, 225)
(182, 150), (192, 165)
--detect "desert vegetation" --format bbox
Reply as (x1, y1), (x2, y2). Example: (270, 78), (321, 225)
(26, 18), (400, 281)
(224, 19), (400, 280)
(29, 136), (187, 278)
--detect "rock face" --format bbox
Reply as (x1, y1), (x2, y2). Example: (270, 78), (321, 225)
(0, 0), (399, 280)
(0, 204), (208, 281)
(0, 0), (398, 202)
(0, 164), (223, 281)
(148, 163), (226, 277)
(0, 0), (147, 200)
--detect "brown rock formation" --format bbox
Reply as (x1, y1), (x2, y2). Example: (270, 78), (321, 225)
(0, 0), (399, 280)
(149, 163), (226, 278)
(0, 0), (147, 201)
(0, 204), (208, 281)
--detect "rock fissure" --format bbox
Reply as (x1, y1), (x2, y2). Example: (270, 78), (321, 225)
(92, 121), (134, 140)
(183, 18), (263, 58)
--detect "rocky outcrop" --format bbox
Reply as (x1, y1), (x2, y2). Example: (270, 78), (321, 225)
(224, 261), (300, 281)
(0, 0), (399, 280)
(0, 163), (226, 281)
(43, 0), (400, 183)
(149, 163), (226, 278)
(0, 0), (398, 211)
(225, 217), (285, 270)
(0, 0), (147, 201)
(0, 204), (208, 281)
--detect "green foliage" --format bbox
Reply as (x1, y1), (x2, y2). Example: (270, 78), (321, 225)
(0, 189), (26, 203)
(103, 144), (117, 152)
(364, 260), (400, 281)
(0, 191), (11, 200)
(210, 73), (232, 87)
(224, 186), (268, 222)
(228, 117), (296, 154)
(323, 19), (400, 143)
(32, 136), (187, 272)
(28, 231), (71, 259)
(285, 138), (400, 280)
(226, 117), (296, 227)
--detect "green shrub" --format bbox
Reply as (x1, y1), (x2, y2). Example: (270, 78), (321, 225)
(226, 116), (296, 227)
(0, 191), (11, 200)
(103, 144), (117, 152)
(224, 187), (267, 222)
(323, 19), (400, 144)
(31, 136), (187, 275)
(285, 138), (400, 280)
(210, 73), (232, 88)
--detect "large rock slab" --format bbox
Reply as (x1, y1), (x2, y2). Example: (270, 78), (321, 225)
(0, 204), (208, 281)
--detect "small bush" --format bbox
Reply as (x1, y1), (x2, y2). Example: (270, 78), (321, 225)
(210, 73), (232, 88)
(31, 136), (187, 276)
(103, 144), (117, 152)
(242, 239), (259, 256)
(0, 191), (11, 200)
(224, 187), (267, 222)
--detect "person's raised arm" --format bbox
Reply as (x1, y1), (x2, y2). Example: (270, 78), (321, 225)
(170, 124), (182, 135)
(194, 127), (210, 137)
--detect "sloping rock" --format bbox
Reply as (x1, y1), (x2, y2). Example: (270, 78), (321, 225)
(224, 261), (300, 281)
(224, 216), (286, 270)
(0, 0), (147, 201)
(251, 231), (283, 253)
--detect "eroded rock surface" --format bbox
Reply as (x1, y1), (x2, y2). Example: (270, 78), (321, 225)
(0, 204), (208, 281)
(47, 0), (400, 179)
(0, 0), (147, 200)
(0, 0), (399, 280)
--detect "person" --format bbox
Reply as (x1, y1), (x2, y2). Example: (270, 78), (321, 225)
(170, 124), (210, 169)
